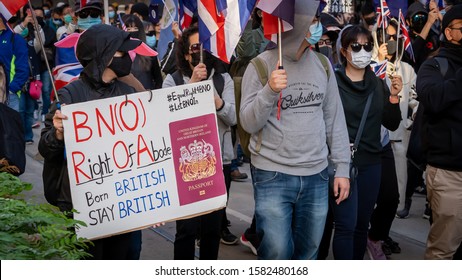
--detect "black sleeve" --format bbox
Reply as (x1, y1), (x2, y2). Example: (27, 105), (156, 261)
(151, 56), (163, 89)
(380, 79), (401, 131)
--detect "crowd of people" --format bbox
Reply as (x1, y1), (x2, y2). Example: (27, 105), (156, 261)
(0, 0), (461, 260)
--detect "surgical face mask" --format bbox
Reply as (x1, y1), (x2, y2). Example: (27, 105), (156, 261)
(63, 14), (73, 24)
(44, 9), (51, 18)
(348, 48), (372, 69)
(386, 40), (397, 55)
(306, 22), (323, 45)
(108, 53), (132, 77)
(53, 18), (63, 26)
(108, 11), (115, 19)
(77, 16), (101, 30)
(146, 35), (157, 48)
(319, 46), (333, 59)
(20, 27), (29, 38)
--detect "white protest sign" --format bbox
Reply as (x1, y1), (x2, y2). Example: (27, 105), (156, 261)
(62, 80), (227, 240)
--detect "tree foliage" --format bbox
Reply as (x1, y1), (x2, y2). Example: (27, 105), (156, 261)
(0, 173), (92, 259)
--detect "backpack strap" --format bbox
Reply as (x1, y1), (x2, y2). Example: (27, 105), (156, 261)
(434, 57), (448, 78)
(212, 72), (224, 98)
(248, 56), (269, 153)
(171, 70), (184, 86)
(250, 57), (268, 86)
(314, 51), (330, 79)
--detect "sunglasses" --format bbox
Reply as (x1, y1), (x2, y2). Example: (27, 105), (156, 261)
(412, 14), (427, 24)
(189, 43), (201, 54)
(350, 42), (373, 52)
(77, 9), (101, 19)
(146, 31), (156, 37)
(318, 38), (332, 46)
(386, 34), (398, 41)
(449, 26), (462, 32)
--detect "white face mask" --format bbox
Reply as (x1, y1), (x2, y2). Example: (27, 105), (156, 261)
(348, 48), (372, 69)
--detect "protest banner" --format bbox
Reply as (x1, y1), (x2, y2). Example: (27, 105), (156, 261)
(61, 80), (227, 240)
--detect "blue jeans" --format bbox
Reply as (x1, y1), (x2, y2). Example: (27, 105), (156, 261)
(331, 163), (381, 259)
(7, 92), (20, 112)
(40, 71), (52, 116)
(252, 166), (329, 260)
(19, 91), (35, 142)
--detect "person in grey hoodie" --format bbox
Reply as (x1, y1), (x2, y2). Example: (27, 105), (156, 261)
(239, 0), (351, 260)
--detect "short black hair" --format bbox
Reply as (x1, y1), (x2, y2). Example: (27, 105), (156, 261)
(361, 2), (375, 16)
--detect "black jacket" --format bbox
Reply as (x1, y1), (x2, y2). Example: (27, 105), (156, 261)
(416, 43), (462, 171)
(38, 25), (136, 211)
(335, 67), (401, 167)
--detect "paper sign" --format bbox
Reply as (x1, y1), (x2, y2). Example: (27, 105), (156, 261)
(62, 80), (226, 240)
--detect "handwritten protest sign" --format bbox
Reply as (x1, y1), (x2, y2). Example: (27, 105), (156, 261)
(62, 80), (227, 240)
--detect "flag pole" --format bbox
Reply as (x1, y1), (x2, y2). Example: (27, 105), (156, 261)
(394, 9), (401, 70)
(278, 17), (283, 68)
(27, 0), (60, 105)
(104, 0), (109, 25)
(381, 0), (386, 45)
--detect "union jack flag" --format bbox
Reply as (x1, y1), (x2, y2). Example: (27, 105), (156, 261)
(198, 0), (257, 63)
(118, 13), (127, 31)
(377, 0), (391, 29)
(178, 0), (197, 30)
(257, 0), (295, 42)
(371, 60), (388, 80)
(399, 9), (415, 62)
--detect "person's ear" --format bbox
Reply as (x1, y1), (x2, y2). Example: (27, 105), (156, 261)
(444, 27), (453, 41)
(340, 47), (347, 58)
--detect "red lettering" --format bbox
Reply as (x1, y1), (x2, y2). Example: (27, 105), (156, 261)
(119, 100), (139, 131)
(73, 111), (92, 143)
(95, 105), (115, 137)
(72, 151), (90, 184)
(137, 134), (154, 165)
(113, 141), (129, 169)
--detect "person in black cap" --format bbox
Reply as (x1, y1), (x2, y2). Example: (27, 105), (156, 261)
(130, 2), (150, 23)
(416, 4), (462, 260)
(74, 0), (103, 31)
(39, 24), (142, 260)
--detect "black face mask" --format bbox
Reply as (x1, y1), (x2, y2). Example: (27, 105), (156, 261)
(386, 40), (397, 54)
(190, 51), (215, 76)
(36, 16), (45, 28)
(108, 53), (132, 77)
(129, 31), (140, 39)
(319, 46), (333, 59)
(364, 17), (376, 26)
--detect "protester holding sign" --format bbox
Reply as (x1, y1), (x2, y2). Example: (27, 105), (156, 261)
(163, 24), (237, 259)
(39, 24), (142, 260)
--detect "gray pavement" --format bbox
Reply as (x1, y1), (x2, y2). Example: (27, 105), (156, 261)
(20, 123), (428, 260)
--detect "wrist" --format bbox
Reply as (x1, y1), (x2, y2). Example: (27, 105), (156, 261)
(389, 95), (399, 104)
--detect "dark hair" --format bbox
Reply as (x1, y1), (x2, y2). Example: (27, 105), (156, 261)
(339, 25), (373, 65)
(122, 14), (150, 72)
(176, 24), (199, 77)
(377, 19), (400, 62)
(361, 2), (375, 16)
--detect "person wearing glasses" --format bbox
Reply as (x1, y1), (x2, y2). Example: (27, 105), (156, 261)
(332, 25), (401, 260)
(406, 1), (441, 72)
(416, 4), (462, 260)
(240, 1), (351, 260)
(74, 0), (103, 31)
(163, 25), (237, 259)
(365, 18), (419, 259)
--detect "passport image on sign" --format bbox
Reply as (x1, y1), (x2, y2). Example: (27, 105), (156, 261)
(170, 113), (225, 205)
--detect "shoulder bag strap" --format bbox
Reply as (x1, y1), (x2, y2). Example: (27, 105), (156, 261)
(352, 91), (373, 158)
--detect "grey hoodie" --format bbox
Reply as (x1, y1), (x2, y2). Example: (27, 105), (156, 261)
(239, 0), (351, 177)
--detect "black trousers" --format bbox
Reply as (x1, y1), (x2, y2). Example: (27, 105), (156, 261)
(87, 232), (133, 260)
(368, 142), (399, 241)
(174, 209), (223, 259)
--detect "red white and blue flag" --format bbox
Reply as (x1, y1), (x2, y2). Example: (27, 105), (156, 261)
(377, 0), (391, 29)
(399, 9), (415, 62)
(178, 0), (197, 30)
(257, 0), (295, 42)
(198, 0), (257, 63)
(0, 0), (28, 20)
(119, 13), (127, 31)
(371, 60), (388, 80)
